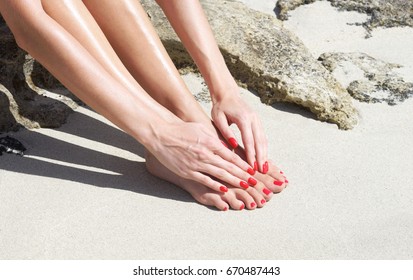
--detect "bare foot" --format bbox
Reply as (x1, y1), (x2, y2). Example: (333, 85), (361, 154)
(145, 150), (269, 211)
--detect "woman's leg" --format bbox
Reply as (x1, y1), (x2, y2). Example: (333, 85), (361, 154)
(40, 0), (268, 210)
(82, 0), (288, 192)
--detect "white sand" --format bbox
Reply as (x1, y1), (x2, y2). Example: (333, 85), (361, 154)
(1, 1), (412, 259)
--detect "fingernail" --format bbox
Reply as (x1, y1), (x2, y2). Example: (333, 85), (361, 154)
(228, 137), (238, 149)
(239, 203), (245, 210)
(221, 140), (228, 148)
(240, 181), (249, 189)
(261, 199), (266, 205)
(262, 161), (269, 174)
(220, 186), (228, 192)
(247, 167), (255, 176)
(250, 202), (256, 208)
(248, 177), (257, 186)
(254, 161), (258, 171)
(263, 188), (271, 195)
(223, 207), (228, 211)
(274, 180), (283, 186)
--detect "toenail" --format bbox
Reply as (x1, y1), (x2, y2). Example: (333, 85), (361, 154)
(263, 188), (271, 195)
(250, 202), (256, 208)
(279, 170), (284, 174)
(274, 180), (284, 186)
(239, 204), (245, 210)
(240, 181), (249, 189)
(220, 186), (228, 192)
(223, 207), (228, 211)
(247, 167), (255, 176)
(248, 177), (257, 186)
(261, 199), (266, 205)
(285, 179), (289, 184)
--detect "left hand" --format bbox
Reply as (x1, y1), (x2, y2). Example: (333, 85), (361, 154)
(211, 92), (268, 173)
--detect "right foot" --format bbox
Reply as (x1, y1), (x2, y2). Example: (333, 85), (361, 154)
(145, 150), (270, 211)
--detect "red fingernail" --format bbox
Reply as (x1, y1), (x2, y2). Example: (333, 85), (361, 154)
(220, 186), (228, 192)
(263, 188), (271, 195)
(247, 167), (255, 176)
(240, 181), (249, 189)
(263, 161), (269, 174)
(239, 204), (245, 210)
(254, 161), (258, 171)
(248, 177), (257, 186)
(221, 140), (228, 148)
(228, 137), (238, 149)
(261, 199), (266, 205)
(223, 207), (228, 211)
(274, 180), (283, 186)
(250, 202), (256, 208)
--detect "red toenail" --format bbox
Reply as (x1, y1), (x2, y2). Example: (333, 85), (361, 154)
(261, 199), (266, 204)
(248, 177), (257, 186)
(263, 161), (269, 174)
(250, 202), (256, 208)
(254, 161), (258, 171)
(274, 180), (283, 186)
(247, 167), (255, 175)
(228, 137), (238, 149)
(263, 188), (271, 195)
(280, 171), (284, 174)
(239, 204), (245, 210)
(240, 181), (249, 189)
(220, 186), (228, 192)
(285, 179), (289, 184)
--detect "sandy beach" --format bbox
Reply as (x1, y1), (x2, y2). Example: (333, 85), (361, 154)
(1, 0), (413, 260)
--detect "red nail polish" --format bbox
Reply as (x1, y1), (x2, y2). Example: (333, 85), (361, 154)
(263, 188), (271, 195)
(280, 170), (284, 174)
(254, 161), (258, 171)
(285, 179), (289, 184)
(263, 161), (269, 174)
(248, 177), (257, 186)
(228, 137), (238, 149)
(220, 186), (228, 192)
(223, 207), (228, 211)
(239, 204), (245, 210)
(240, 181), (249, 189)
(247, 167), (255, 176)
(261, 199), (266, 205)
(221, 140), (228, 148)
(274, 180), (283, 186)
(250, 202), (256, 208)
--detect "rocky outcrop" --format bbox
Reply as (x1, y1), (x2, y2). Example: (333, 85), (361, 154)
(142, 0), (358, 129)
(276, 0), (413, 31)
(0, 17), (77, 133)
(319, 52), (413, 105)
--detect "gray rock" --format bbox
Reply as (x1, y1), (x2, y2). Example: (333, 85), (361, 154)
(276, 0), (413, 31)
(0, 16), (77, 133)
(142, 0), (358, 129)
(319, 52), (413, 105)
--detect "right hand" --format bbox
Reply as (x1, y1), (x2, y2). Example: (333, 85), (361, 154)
(148, 121), (256, 193)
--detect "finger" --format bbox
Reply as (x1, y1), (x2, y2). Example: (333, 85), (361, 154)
(213, 143), (254, 175)
(213, 112), (238, 149)
(190, 171), (230, 193)
(237, 120), (257, 169)
(251, 118), (268, 174)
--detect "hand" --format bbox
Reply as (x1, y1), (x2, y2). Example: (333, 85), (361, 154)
(148, 121), (256, 192)
(211, 93), (269, 174)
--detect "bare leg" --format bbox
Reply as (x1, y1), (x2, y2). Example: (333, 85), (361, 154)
(82, 0), (288, 192)
(40, 0), (266, 210)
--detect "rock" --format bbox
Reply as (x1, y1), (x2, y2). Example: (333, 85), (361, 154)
(0, 16), (77, 133)
(276, 0), (413, 31)
(142, 0), (358, 129)
(319, 52), (413, 105)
